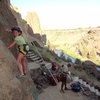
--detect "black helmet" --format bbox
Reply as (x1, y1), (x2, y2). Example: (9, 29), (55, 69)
(11, 26), (22, 33)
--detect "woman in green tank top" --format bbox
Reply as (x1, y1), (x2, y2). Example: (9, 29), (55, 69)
(7, 26), (29, 78)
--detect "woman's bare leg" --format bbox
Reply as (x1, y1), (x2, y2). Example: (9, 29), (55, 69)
(17, 53), (24, 75)
(22, 57), (27, 74)
(60, 82), (65, 93)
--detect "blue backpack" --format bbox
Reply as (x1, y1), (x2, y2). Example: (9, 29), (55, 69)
(71, 82), (81, 92)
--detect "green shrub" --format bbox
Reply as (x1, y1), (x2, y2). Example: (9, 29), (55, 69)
(75, 59), (81, 64)
(66, 57), (72, 62)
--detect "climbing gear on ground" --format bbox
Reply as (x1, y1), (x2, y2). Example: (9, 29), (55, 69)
(71, 82), (81, 92)
(11, 26), (22, 33)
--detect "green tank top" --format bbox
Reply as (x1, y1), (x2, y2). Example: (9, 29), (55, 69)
(15, 36), (26, 45)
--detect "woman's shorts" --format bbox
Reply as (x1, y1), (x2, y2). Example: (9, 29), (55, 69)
(18, 44), (29, 55)
(60, 74), (67, 82)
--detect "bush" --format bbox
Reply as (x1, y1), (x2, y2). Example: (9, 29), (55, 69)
(66, 57), (72, 62)
(75, 59), (81, 64)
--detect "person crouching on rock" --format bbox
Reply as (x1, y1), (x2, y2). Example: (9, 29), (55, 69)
(7, 26), (29, 78)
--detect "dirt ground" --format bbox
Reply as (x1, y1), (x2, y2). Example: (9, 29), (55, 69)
(39, 83), (88, 100)
(28, 62), (89, 100)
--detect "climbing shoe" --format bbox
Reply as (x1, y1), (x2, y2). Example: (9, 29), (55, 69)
(60, 89), (65, 93)
(16, 74), (26, 79)
(65, 87), (68, 90)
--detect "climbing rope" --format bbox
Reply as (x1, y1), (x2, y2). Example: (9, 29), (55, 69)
(33, 86), (38, 100)
(31, 41), (58, 84)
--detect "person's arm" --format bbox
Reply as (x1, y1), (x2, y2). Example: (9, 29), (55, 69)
(63, 71), (69, 75)
(5, 29), (12, 32)
(7, 40), (17, 48)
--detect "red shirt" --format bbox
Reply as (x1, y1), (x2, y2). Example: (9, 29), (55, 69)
(52, 63), (56, 70)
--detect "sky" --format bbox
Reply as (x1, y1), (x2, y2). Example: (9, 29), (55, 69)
(11, 0), (100, 29)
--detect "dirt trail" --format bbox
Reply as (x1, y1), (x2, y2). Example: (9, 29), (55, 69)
(39, 83), (88, 100)
(28, 62), (88, 100)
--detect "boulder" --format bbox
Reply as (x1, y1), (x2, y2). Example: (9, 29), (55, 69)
(82, 60), (100, 80)
(0, 40), (34, 100)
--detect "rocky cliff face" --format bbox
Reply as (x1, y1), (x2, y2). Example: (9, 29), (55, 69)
(10, 7), (45, 46)
(77, 30), (100, 62)
(0, 40), (34, 100)
(26, 12), (42, 34)
(10, 6), (34, 43)
(0, 0), (34, 99)
(43, 28), (100, 65)
(0, 0), (18, 56)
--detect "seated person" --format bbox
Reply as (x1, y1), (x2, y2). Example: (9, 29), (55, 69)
(51, 62), (56, 71)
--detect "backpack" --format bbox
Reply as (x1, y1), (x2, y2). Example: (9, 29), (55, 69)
(70, 82), (81, 92)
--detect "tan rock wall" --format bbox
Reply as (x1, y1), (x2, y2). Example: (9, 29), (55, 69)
(0, 0), (34, 99)
(0, 40), (34, 100)
(26, 12), (42, 34)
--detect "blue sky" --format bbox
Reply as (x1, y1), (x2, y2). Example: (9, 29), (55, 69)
(11, 0), (100, 6)
(11, 0), (100, 29)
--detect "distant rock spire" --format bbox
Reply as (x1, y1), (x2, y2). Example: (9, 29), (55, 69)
(26, 12), (42, 34)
